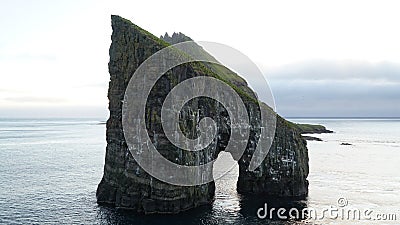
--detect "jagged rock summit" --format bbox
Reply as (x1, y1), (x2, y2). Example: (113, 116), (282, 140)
(160, 32), (192, 44)
(97, 15), (310, 214)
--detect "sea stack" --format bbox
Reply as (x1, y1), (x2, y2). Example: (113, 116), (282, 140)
(96, 15), (309, 214)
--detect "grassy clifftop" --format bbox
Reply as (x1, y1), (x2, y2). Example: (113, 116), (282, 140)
(291, 122), (333, 134)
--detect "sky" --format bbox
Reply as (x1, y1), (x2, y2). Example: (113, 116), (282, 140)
(0, 0), (399, 118)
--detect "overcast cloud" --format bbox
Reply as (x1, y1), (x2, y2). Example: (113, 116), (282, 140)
(1, 0), (400, 118)
(266, 60), (400, 117)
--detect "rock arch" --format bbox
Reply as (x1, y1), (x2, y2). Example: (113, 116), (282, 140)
(96, 15), (309, 214)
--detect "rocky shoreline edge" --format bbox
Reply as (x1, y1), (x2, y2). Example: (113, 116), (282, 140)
(292, 123), (333, 142)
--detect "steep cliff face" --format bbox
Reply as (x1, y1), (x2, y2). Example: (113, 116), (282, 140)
(96, 16), (215, 213)
(97, 15), (309, 214)
(237, 117), (309, 196)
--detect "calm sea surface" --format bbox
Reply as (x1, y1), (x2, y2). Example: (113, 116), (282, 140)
(0, 118), (399, 224)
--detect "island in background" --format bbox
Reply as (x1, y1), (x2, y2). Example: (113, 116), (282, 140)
(293, 123), (333, 141)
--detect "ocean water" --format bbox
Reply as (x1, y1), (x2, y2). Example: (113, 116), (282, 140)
(291, 118), (400, 225)
(0, 118), (399, 224)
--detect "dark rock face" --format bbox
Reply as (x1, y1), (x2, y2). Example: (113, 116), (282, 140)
(237, 117), (309, 196)
(96, 16), (214, 214)
(97, 15), (309, 214)
(302, 135), (323, 141)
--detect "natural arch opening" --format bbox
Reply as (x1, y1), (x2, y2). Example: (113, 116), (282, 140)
(212, 151), (241, 213)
